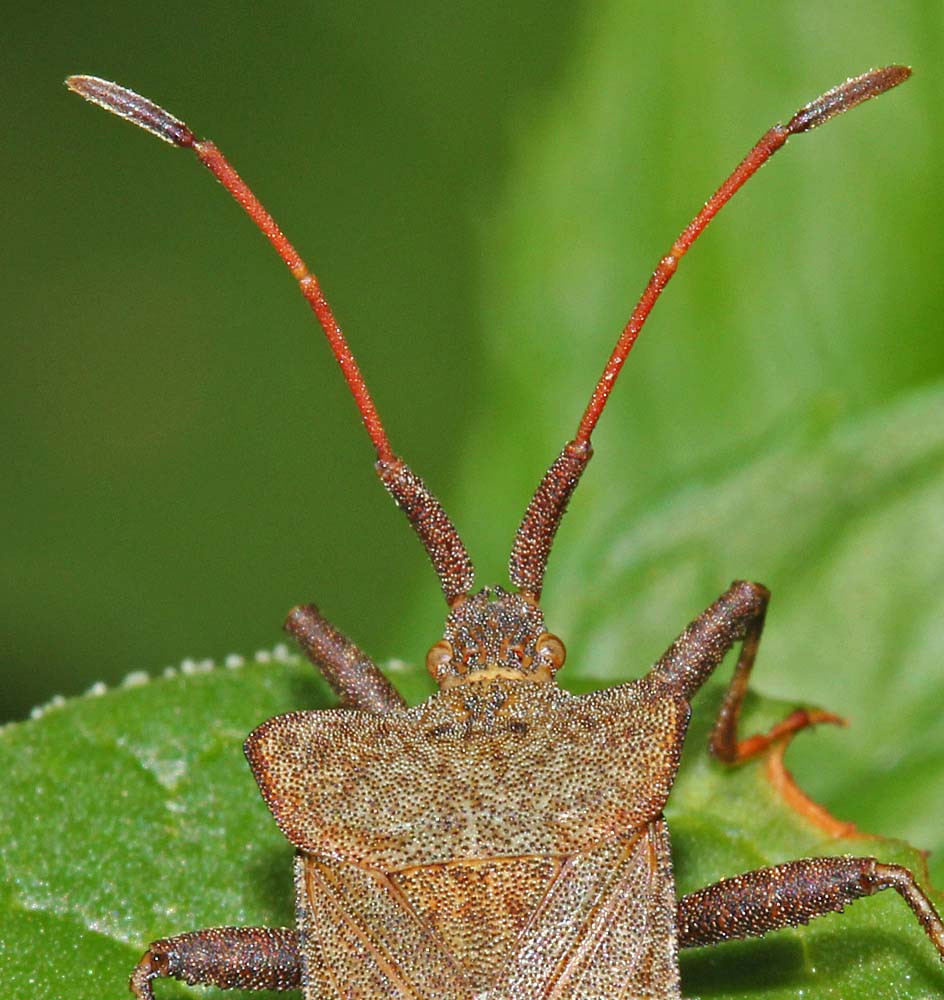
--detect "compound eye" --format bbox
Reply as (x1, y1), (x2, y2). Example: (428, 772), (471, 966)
(426, 639), (454, 681)
(535, 632), (566, 672)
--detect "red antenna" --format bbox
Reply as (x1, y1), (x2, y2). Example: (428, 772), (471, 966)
(66, 75), (475, 605)
(509, 65), (911, 600)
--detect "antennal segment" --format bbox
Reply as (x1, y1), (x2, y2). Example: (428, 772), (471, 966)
(509, 441), (591, 600)
(66, 75), (475, 603)
(511, 66), (910, 601)
(575, 65), (910, 446)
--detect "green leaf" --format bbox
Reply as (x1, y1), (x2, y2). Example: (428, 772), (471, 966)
(0, 657), (311, 1000)
(672, 685), (944, 999)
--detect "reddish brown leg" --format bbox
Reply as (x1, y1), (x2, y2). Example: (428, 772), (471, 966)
(129, 926), (300, 999)
(285, 604), (406, 713)
(650, 580), (833, 762)
(677, 856), (944, 959)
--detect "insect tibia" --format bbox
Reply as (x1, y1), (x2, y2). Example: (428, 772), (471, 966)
(65, 76), (195, 147)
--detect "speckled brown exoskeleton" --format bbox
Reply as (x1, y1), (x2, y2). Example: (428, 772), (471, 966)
(67, 67), (944, 999)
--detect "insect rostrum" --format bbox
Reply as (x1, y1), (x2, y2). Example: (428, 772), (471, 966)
(67, 67), (944, 999)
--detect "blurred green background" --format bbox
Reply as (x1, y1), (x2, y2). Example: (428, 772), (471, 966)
(5, 1), (943, 862)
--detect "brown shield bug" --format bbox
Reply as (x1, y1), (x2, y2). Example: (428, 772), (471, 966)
(66, 67), (944, 999)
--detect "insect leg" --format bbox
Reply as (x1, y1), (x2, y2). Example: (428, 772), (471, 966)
(285, 603), (406, 712)
(129, 926), (300, 999)
(676, 856), (944, 959)
(649, 580), (835, 762)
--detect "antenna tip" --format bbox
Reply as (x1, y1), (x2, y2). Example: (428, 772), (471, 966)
(65, 75), (195, 147)
(787, 65), (912, 135)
